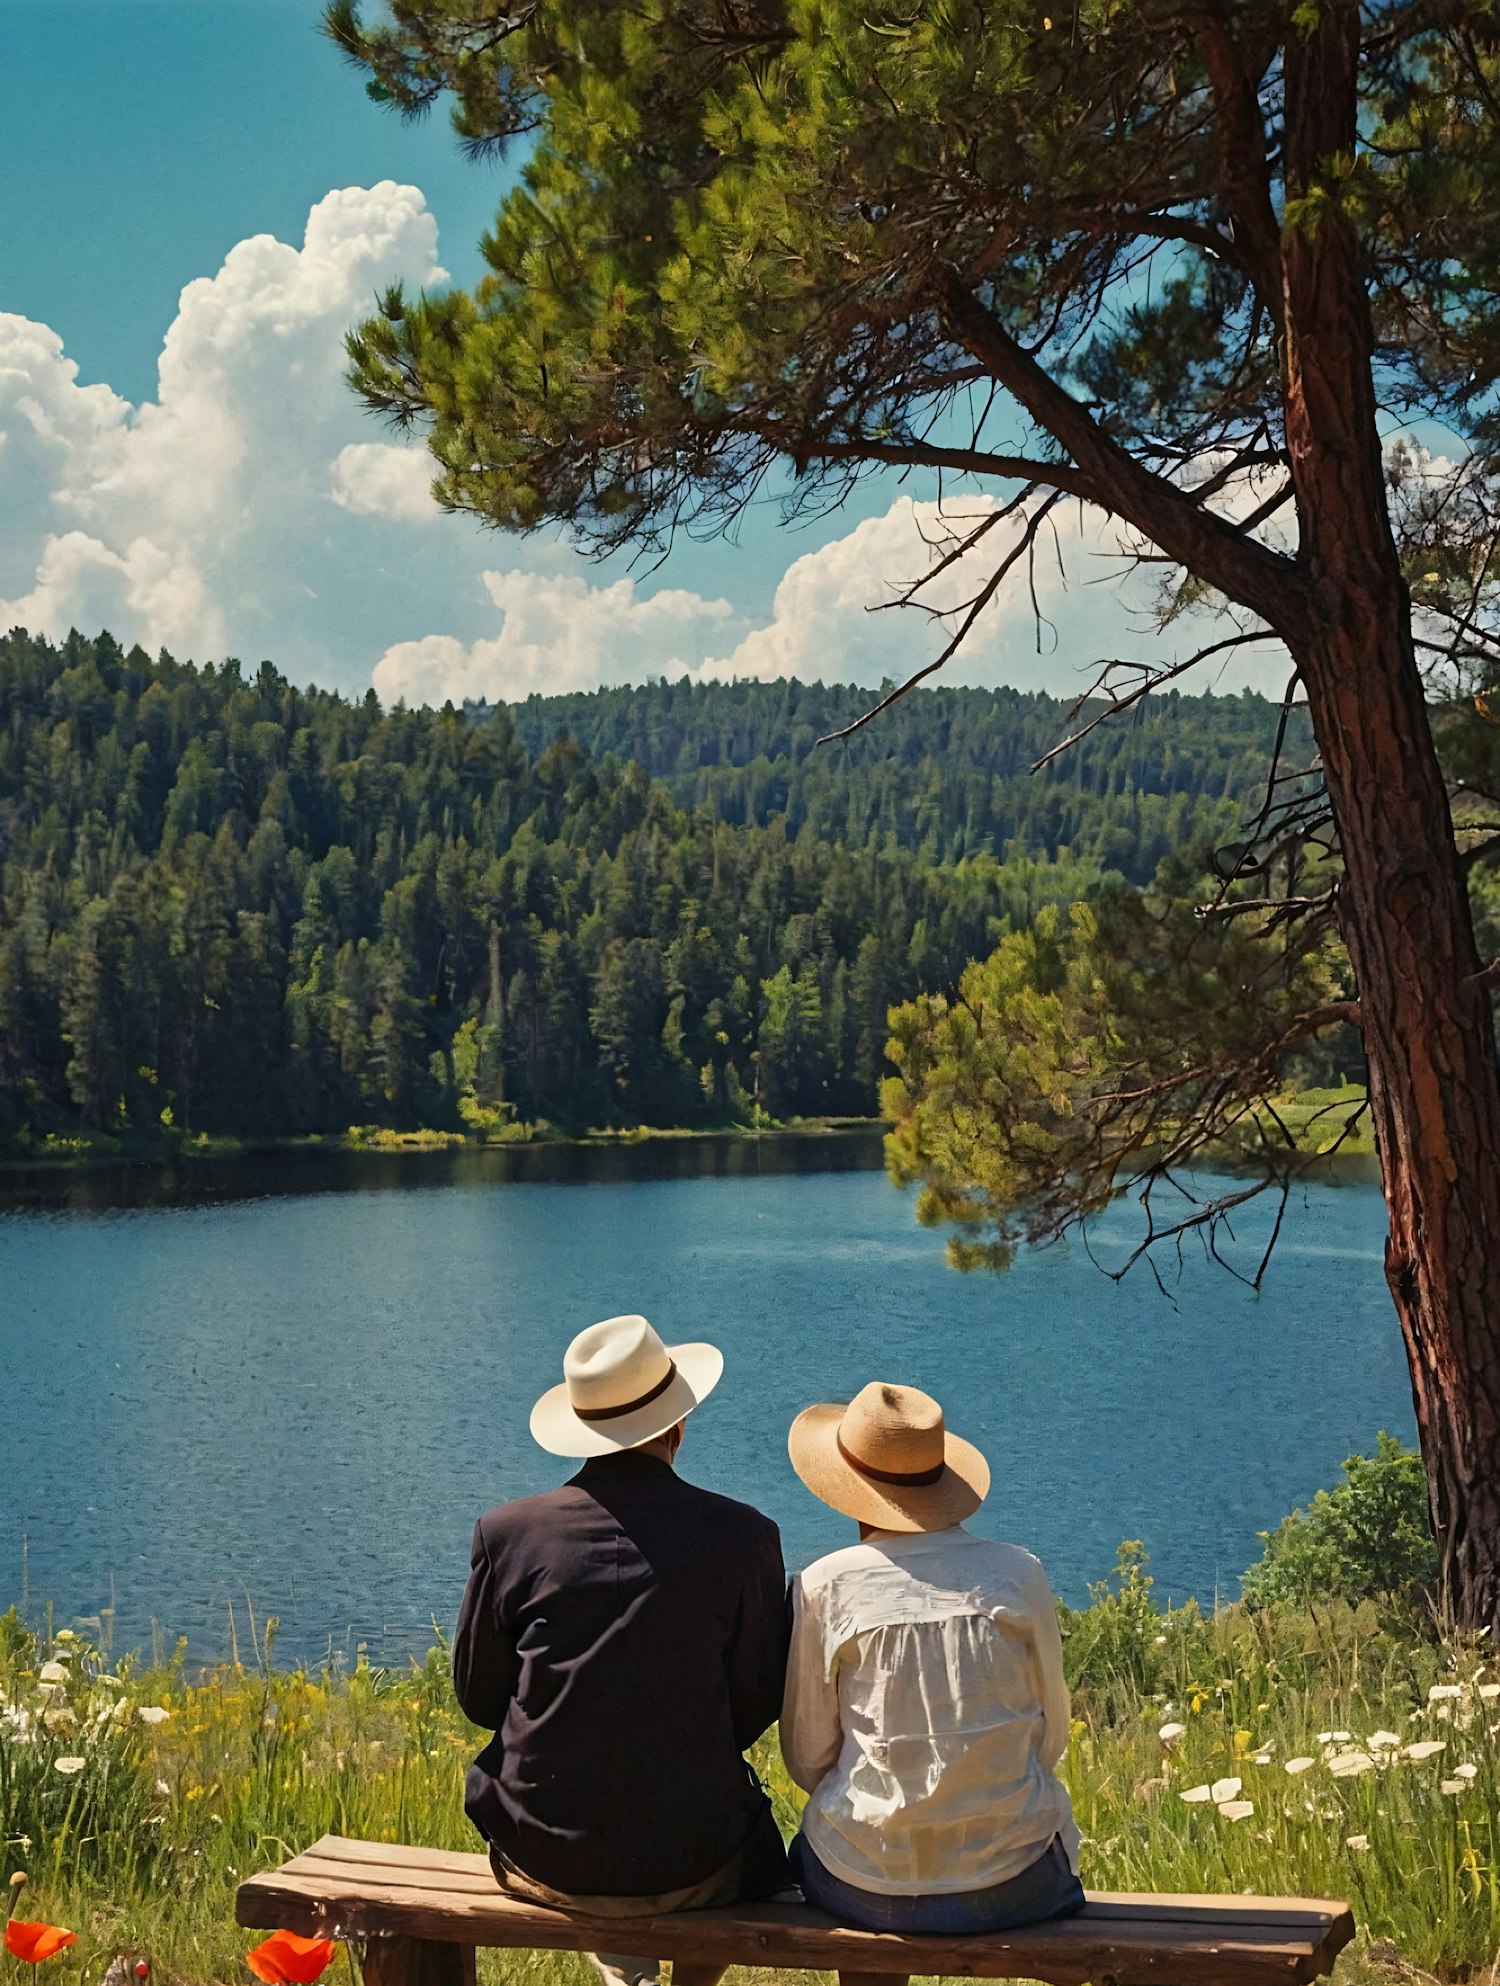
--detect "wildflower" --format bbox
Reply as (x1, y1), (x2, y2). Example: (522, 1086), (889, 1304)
(1478, 1684), (1500, 1701)
(1428, 1684), (1463, 1701)
(246, 1932), (339, 1985)
(1285, 1757), (1315, 1775)
(1316, 1729), (1351, 1744)
(1345, 1835), (1370, 1852)
(1405, 1741), (1446, 1760)
(1210, 1777), (1242, 1802)
(1441, 1778), (1468, 1795)
(136, 1706), (170, 1727)
(1218, 1800), (1254, 1821)
(5, 1923), (78, 1965)
(1188, 1688), (1207, 1714)
(53, 1758), (86, 1776)
(1180, 1784), (1213, 1803)
(37, 1663), (67, 1686)
(1157, 1722), (1186, 1746)
(1327, 1750), (1375, 1778)
(1366, 1731), (1401, 1750)
(1452, 1763), (1478, 1780)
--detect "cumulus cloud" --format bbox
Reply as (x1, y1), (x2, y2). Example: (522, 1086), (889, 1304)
(330, 442), (440, 523)
(1, 183), (1289, 702)
(376, 494), (1292, 705)
(374, 568), (745, 705)
(0, 182), (449, 674)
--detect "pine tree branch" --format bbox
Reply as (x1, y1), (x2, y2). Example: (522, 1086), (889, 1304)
(938, 276), (1308, 636)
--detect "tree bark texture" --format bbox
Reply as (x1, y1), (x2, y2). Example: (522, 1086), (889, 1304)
(1273, 0), (1500, 1627)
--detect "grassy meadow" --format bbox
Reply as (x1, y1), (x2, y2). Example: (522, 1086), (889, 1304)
(3, 1553), (1498, 1986)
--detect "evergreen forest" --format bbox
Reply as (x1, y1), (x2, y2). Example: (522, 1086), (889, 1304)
(0, 628), (1302, 1148)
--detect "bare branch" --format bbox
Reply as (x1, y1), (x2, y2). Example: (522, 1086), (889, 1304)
(1029, 629), (1271, 772)
(817, 493), (1066, 743)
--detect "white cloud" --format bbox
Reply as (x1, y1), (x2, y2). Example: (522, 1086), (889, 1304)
(0, 183), (1291, 703)
(330, 442), (439, 523)
(374, 567), (744, 705)
(377, 493), (1292, 705)
(0, 182), (449, 675)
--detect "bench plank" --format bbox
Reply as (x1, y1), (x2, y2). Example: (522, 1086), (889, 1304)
(236, 1837), (1354, 1986)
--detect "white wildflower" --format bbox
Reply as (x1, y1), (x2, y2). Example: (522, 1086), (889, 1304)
(1440, 1778), (1468, 1795)
(1252, 1752), (1274, 1766)
(1285, 1757), (1315, 1775)
(53, 1756), (86, 1775)
(137, 1705), (170, 1726)
(1328, 1750), (1375, 1777)
(1478, 1684), (1500, 1701)
(1405, 1740), (1446, 1760)
(1158, 1722), (1187, 1745)
(38, 1662), (67, 1685)
(1218, 1800), (1255, 1821)
(1180, 1784), (1213, 1803)
(1210, 1777), (1243, 1802)
(1366, 1731), (1402, 1750)
(1451, 1762), (1478, 1780)
(1428, 1684), (1463, 1701)
(1345, 1834), (1370, 1852)
(1317, 1729), (1352, 1744)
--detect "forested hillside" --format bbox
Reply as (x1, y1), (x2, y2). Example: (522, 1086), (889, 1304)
(1, 629), (1284, 1148)
(508, 678), (1306, 882)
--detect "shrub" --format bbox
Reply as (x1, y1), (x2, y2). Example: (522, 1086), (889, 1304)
(1240, 1432), (1437, 1615)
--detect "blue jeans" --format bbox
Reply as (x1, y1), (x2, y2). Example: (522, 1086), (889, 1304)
(788, 1832), (1085, 1934)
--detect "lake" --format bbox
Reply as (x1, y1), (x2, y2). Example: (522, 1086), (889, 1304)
(1, 1135), (1413, 1668)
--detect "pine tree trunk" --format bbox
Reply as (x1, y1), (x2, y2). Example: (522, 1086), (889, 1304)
(1297, 608), (1500, 1633)
(1279, 0), (1500, 1628)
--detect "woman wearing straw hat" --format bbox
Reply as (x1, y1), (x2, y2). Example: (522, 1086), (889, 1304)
(779, 1382), (1084, 1940)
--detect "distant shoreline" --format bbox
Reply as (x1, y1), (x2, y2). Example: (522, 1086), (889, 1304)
(0, 1115), (887, 1176)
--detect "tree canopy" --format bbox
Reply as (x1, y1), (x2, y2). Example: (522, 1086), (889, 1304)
(2, 631), (1294, 1149)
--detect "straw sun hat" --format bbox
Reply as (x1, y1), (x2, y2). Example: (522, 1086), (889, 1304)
(530, 1314), (724, 1457)
(788, 1382), (990, 1532)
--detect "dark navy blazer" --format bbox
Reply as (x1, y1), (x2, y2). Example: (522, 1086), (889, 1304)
(452, 1449), (789, 1896)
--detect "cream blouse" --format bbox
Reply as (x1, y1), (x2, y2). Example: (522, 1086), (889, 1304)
(780, 1526), (1080, 1896)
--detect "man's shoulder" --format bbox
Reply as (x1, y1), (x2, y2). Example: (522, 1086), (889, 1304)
(673, 1473), (783, 1553)
(795, 1539), (879, 1597)
(472, 1482), (586, 1550)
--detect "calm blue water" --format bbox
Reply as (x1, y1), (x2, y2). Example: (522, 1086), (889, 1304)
(0, 1139), (1412, 1667)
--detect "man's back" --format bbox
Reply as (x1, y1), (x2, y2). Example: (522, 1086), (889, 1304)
(454, 1449), (788, 1897)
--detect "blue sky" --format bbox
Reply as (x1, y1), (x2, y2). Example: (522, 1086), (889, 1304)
(0, 0), (1283, 704)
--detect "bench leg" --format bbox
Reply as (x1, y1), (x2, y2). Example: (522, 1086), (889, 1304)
(671, 1966), (727, 1986)
(363, 1936), (475, 1986)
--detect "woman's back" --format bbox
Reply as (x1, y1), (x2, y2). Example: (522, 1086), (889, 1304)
(781, 1527), (1079, 1896)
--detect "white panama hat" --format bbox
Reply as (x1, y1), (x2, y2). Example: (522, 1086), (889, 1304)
(530, 1314), (724, 1458)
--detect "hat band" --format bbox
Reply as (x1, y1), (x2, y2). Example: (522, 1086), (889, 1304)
(837, 1431), (946, 1488)
(573, 1359), (679, 1423)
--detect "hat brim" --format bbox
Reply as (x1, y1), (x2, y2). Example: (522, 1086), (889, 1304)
(788, 1401), (990, 1532)
(530, 1342), (724, 1457)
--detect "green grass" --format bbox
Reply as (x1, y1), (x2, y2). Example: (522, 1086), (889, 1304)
(2, 1585), (1497, 1986)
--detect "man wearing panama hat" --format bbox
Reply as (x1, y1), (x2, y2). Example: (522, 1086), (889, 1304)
(779, 1382), (1084, 1945)
(452, 1315), (789, 1986)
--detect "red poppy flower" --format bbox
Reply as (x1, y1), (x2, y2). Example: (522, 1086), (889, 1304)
(5, 1923), (78, 1964)
(245, 1931), (338, 1986)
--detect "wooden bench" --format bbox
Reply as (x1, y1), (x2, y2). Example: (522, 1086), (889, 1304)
(237, 1836), (1354, 1986)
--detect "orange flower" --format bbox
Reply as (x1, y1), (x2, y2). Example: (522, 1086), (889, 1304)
(5, 1923), (77, 1964)
(245, 1932), (338, 1986)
